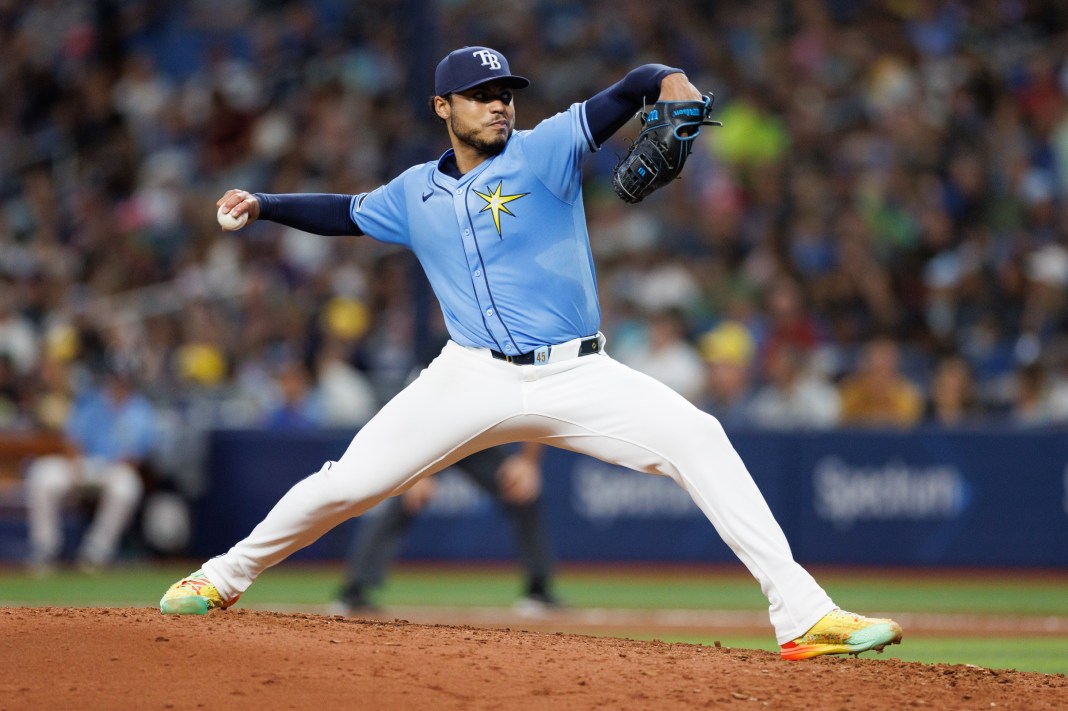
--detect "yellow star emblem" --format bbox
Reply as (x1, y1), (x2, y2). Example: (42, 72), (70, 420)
(473, 181), (528, 237)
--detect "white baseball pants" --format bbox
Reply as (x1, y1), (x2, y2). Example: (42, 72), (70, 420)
(26, 454), (144, 566)
(204, 338), (834, 643)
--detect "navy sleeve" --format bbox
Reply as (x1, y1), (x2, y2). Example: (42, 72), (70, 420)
(253, 193), (362, 236)
(585, 64), (683, 147)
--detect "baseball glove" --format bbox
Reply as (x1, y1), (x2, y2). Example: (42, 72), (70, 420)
(611, 95), (721, 204)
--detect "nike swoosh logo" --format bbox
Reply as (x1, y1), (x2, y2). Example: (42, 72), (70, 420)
(422, 191), (433, 202)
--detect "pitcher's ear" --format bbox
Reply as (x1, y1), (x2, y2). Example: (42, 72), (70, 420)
(431, 95), (451, 122)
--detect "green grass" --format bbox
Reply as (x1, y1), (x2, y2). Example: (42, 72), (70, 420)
(2, 562), (1066, 674)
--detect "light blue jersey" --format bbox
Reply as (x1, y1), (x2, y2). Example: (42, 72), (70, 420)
(66, 389), (160, 461)
(350, 103), (599, 356)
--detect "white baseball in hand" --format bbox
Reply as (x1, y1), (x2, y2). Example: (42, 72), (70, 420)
(217, 205), (249, 231)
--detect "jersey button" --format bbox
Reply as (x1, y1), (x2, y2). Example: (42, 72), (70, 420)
(455, 188), (462, 194)
(474, 270), (481, 277)
(464, 229), (470, 235)
(486, 308), (494, 316)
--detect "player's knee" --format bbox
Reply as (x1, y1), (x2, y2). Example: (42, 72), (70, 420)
(102, 463), (144, 503)
(334, 459), (408, 494)
(312, 461), (397, 514)
(673, 408), (728, 445)
(702, 412), (731, 440)
(25, 456), (74, 498)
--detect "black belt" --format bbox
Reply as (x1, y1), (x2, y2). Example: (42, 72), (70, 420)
(491, 336), (600, 365)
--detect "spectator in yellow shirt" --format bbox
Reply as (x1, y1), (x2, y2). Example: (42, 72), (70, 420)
(838, 337), (923, 428)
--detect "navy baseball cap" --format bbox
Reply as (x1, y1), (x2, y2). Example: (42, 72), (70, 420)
(434, 46), (530, 96)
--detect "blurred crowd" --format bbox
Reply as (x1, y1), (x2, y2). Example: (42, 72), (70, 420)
(3, 0), (1068, 500)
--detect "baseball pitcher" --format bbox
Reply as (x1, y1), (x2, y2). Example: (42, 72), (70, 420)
(162, 46), (902, 660)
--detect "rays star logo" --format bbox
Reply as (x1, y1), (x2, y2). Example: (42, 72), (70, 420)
(473, 181), (528, 238)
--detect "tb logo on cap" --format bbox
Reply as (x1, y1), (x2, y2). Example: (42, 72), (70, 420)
(472, 49), (501, 70)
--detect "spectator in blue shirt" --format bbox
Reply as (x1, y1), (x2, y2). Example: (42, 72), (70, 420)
(260, 359), (325, 431)
(25, 363), (160, 572)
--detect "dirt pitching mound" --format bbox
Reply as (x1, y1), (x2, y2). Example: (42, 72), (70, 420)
(3, 607), (1065, 710)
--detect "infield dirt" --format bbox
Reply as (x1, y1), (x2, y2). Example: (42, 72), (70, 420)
(2, 607), (1066, 710)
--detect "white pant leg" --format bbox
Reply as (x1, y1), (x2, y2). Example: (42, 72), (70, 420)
(78, 462), (144, 565)
(25, 455), (77, 563)
(520, 353), (834, 644)
(204, 343), (529, 600)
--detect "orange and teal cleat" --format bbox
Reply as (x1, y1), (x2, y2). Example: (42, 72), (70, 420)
(159, 569), (239, 615)
(780, 608), (903, 660)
